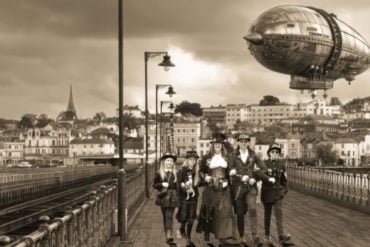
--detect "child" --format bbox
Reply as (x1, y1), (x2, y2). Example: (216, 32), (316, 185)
(176, 150), (200, 247)
(153, 152), (180, 247)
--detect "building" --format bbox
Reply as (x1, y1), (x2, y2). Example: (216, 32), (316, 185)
(69, 138), (115, 157)
(225, 104), (247, 129)
(1, 140), (25, 165)
(202, 105), (226, 127)
(173, 120), (200, 156)
(333, 138), (360, 166)
(118, 105), (143, 119)
(24, 125), (71, 162)
(292, 115), (346, 135)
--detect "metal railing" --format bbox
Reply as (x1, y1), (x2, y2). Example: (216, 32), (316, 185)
(0, 163), (156, 246)
(0, 167), (118, 209)
(286, 164), (370, 213)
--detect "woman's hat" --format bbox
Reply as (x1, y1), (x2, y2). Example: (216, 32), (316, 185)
(185, 150), (199, 159)
(161, 152), (177, 162)
(267, 143), (282, 155)
(236, 132), (251, 141)
(210, 132), (226, 143)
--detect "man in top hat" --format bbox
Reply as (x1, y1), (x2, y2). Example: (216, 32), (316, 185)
(229, 133), (275, 247)
(260, 143), (291, 246)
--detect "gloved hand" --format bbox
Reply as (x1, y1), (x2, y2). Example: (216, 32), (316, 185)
(180, 182), (186, 188)
(249, 178), (256, 185)
(229, 169), (237, 176)
(241, 175), (249, 183)
(222, 181), (228, 188)
(162, 182), (169, 188)
(268, 177), (276, 184)
(205, 175), (212, 183)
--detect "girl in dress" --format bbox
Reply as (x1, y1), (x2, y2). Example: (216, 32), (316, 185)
(177, 150), (200, 247)
(153, 152), (180, 246)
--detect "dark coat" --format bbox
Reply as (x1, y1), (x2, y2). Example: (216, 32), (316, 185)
(228, 147), (269, 197)
(261, 159), (288, 203)
(177, 166), (199, 201)
(153, 171), (179, 207)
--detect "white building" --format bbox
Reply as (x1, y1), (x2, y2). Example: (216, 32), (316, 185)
(197, 138), (211, 158)
(225, 104), (247, 129)
(120, 105), (143, 118)
(1, 141), (24, 165)
(24, 125), (71, 160)
(333, 138), (360, 166)
(69, 138), (115, 157)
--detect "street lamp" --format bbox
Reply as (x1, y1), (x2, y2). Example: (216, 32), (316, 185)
(160, 101), (175, 157)
(155, 85), (176, 170)
(144, 52), (175, 199)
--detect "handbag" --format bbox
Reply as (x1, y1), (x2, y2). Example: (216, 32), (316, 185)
(157, 189), (168, 199)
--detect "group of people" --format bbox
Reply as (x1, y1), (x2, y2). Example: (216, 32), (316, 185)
(153, 132), (293, 247)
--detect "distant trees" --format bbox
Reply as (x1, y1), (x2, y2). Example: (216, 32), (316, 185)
(93, 112), (107, 122)
(259, 95), (280, 106)
(18, 114), (52, 129)
(18, 114), (36, 129)
(342, 96), (370, 112)
(174, 101), (203, 116)
(315, 143), (338, 166)
(329, 97), (342, 106)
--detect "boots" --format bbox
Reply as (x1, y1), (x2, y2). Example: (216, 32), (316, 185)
(264, 236), (274, 247)
(278, 234), (291, 244)
(166, 229), (176, 246)
(252, 235), (263, 247)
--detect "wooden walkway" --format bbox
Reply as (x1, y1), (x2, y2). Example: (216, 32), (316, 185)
(116, 189), (370, 247)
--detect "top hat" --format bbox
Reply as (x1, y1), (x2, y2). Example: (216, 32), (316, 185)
(210, 132), (226, 143)
(161, 152), (177, 162)
(185, 150), (199, 159)
(267, 143), (282, 155)
(236, 132), (251, 141)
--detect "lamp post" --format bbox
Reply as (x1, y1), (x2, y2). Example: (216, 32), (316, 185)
(160, 101), (175, 157)
(144, 52), (175, 198)
(117, 0), (127, 241)
(155, 85), (175, 170)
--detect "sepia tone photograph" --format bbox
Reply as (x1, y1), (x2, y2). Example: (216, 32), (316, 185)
(1, 0), (370, 247)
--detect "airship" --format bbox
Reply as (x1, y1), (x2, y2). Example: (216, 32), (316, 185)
(244, 5), (370, 98)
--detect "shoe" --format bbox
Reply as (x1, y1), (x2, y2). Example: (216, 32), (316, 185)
(204, 233), (210, 242)
(253, 236), (263, 247)
(166, 238), (174, 244)
(279, 234), (291, 244)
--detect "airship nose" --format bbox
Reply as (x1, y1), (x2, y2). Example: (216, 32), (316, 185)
(243, 32), (263, 45)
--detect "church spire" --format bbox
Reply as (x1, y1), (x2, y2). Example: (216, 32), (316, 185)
(67, 85), (77, 114)
(64, 85), (78, 120)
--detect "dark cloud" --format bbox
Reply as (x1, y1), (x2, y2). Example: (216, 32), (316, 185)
(0, 0), (370, 119)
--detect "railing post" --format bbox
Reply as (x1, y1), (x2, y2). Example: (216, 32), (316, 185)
(0, 236), (12, 246)
(118, 168), (128, 241)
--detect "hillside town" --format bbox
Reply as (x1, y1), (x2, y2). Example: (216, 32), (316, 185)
(1, 87), (370, 168)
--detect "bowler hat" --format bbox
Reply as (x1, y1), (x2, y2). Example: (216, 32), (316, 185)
(161, 152), (177, 162)
(267, 143), (281, 155)
(236, 132), (251, 141)
(185, 150), (199, 159)
(210, 132), (226, 143)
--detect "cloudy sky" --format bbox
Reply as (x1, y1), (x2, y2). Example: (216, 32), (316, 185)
(1, 0), (370, 119)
